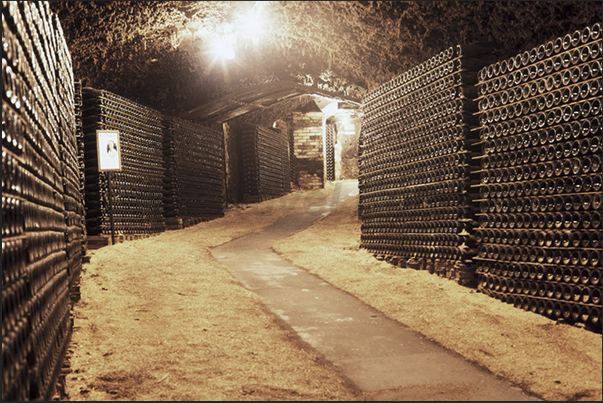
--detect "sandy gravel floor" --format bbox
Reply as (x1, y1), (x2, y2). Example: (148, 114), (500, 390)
(60, 183), (601, 401)
(61, 188), (360, 401)
(273, 190), (603, 402)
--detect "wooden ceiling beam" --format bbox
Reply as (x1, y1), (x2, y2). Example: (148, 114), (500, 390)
(181, 81), (360, 123)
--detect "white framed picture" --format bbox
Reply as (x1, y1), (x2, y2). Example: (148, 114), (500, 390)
(96, 130), (122, 171)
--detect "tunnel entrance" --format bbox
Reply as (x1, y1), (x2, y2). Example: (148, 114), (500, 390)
(324, 103), (361, 182)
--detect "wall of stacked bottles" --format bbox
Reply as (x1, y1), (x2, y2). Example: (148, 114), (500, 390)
(288, 122), (296, 187)
(74, 79), (88, 275)
(359, 44), (493, 285)
(325, 121), (336, 181)
(240, 125), (292, 200)
(54, 18), (85, 309)
(70, 79), (86, 303)
(474, 23), (602, 330)
(81, 88), (166, 236)
(163, 116), (224, 229)
(3, 1), (78, 400)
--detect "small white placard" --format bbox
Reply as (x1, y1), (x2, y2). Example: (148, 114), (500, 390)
(97, 130), (122, 171)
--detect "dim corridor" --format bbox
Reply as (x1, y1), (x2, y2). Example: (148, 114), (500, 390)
(211, 181), (539, 401)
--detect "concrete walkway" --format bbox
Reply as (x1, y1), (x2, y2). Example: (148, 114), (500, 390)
(211, 181), (539, 401)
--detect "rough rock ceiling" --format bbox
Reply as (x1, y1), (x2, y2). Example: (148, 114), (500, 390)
(51, 1), (601, 118)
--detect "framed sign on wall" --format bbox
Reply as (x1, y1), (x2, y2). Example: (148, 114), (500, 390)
(97, 130), (122, 171)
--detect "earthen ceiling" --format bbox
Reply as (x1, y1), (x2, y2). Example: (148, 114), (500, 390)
(51, 1), (601, 117)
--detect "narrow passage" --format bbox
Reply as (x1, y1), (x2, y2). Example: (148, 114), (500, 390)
(211, 181), (539, 401)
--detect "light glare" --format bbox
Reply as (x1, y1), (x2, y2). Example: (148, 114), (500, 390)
(240, 9), (264, 43)
(206, 2), (269, 64)
(212, 31), (236, 60)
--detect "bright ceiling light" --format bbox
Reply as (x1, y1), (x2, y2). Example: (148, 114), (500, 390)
(237, 2), (267, 46)
(211, 24), (236, 61)
(205, 2), (268, 64)
(338, 113), (356, 132)
(213, 38), (236, 60)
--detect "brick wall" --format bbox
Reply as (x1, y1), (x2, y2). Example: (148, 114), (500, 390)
(292, 111), (323, 159)
(292, 110), (324, 189)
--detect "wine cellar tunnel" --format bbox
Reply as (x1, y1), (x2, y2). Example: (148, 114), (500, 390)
(2, 1), (602, 401)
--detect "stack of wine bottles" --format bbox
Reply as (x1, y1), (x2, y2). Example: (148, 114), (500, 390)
(288, 123), (296, 188)
(359, 44), (492, 284)
(240, 125), (291, 200)
(325, 122), (336, 181)
(3, 1), (77, 400)
(54, 17), (85, 308)
(81, 88), (166, 236)
(474, 23), (602, 329)
(74, 79), (87, 269)
(163, 116), (224, 227)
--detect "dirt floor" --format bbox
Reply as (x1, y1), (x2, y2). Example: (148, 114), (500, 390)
(60, 183), (602, 401)
(60, 187), (360, 401)
(273, 188), (603, 402)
